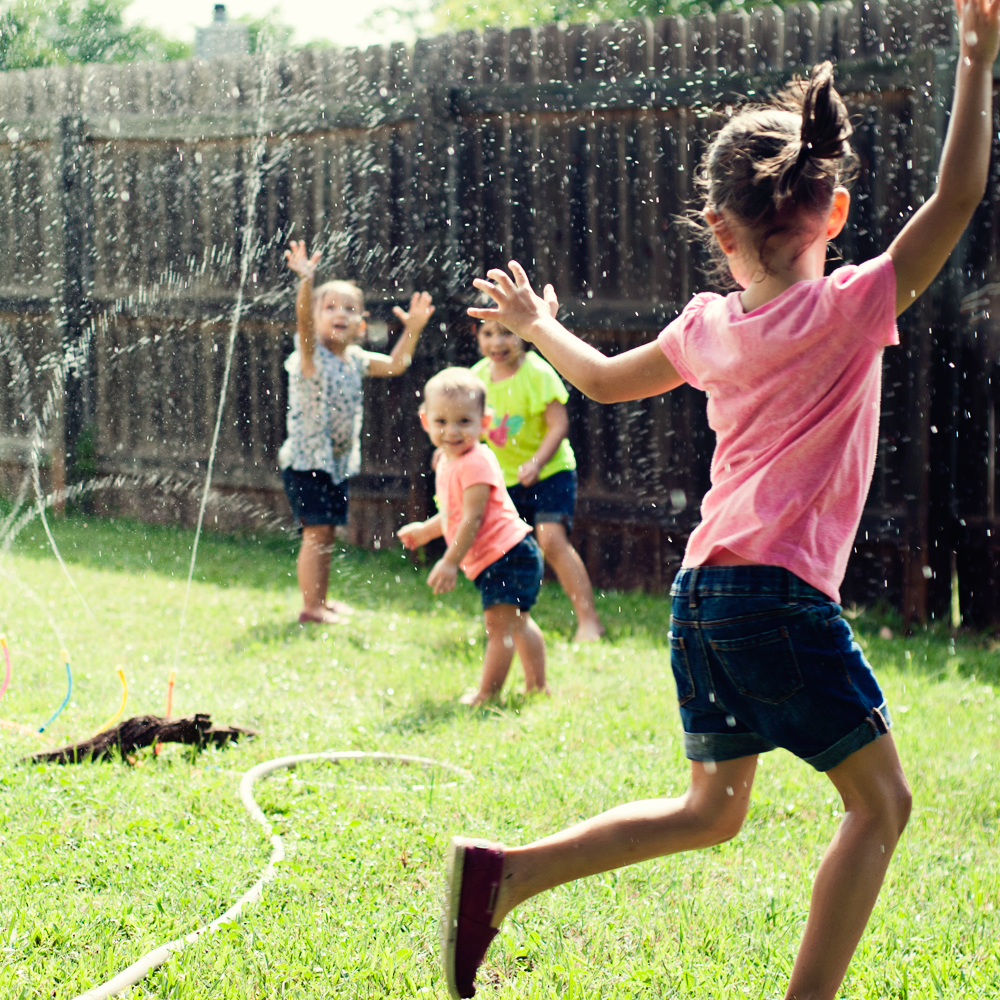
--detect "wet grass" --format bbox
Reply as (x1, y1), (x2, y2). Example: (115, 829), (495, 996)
(0, 512), (997, 998)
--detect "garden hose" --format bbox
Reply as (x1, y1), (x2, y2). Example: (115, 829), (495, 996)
(70, 750), (471, 1000)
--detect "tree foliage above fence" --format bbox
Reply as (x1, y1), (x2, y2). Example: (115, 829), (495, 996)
(0, 0), (189, 70)
(416, 0), (842, 36)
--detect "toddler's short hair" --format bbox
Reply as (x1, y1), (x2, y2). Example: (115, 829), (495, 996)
(313, 279), (365, 311)
(423, 367), (486, 415)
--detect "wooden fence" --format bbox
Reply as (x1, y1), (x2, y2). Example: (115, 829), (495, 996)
(0, 0), (997, 623)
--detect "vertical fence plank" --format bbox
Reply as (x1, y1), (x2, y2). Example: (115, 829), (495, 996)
(753, 6), (786, 72)
(717, 10), (752, 73)
(655, 15), (688, 76)
(688, 12), (718, 76)
(785, 2), (820, 68)
(536, 23), (570, 298)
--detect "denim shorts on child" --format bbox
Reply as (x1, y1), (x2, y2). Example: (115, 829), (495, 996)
(669, 565), (891, 772)
(507, 469), (577, 532)
(474, 535), (544, 611)
(282, 468), (349, 527)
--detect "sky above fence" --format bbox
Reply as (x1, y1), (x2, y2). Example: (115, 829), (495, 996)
(125, 0), (402, 50)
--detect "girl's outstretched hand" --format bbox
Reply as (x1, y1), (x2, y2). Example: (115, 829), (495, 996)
(285, 240), (320, 280)
(393, 291), (436, 330)
(957, 0), (1000, 64)
(470, 261), (556, 342)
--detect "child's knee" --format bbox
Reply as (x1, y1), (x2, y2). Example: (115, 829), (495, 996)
(889, 779), (913, 835)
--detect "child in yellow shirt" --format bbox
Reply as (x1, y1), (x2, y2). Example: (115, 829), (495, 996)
(472, 315), (603, 641)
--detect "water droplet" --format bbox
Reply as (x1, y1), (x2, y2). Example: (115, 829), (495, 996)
(704, 760), (718, 774)
(726, 786), (734, 796)
(726, 714), (736, 727)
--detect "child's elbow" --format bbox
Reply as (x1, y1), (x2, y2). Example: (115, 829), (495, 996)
(586, 379), (621, 405)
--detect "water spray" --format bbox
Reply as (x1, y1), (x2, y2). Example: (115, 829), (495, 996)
(171, 46), (277, 681)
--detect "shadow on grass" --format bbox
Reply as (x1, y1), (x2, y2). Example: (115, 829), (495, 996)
(381, 697), (465, 735)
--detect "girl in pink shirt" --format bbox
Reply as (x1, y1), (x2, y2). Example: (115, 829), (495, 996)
(441, 1), (1000, 997)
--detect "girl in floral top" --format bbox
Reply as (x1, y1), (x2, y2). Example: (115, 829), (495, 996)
(280, 241), (434, 624)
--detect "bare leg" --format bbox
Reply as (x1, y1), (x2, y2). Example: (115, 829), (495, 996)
(784, 735), (911, 1000)
(536, 522), (604, 642)
(462, 604), (546, 705)
(297, 525), (346, 623)
(512, 610), (546, 693)
(491, 756), (758, 925)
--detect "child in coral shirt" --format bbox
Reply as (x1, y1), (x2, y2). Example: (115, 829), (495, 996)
(398, 367), (546, 706)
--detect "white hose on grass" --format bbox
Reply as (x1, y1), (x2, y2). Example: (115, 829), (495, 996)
(70, 750), (471, 1000)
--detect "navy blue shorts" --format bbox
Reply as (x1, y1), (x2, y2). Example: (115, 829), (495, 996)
(669, 565), (891, 772)
(507, 469), (577, 533)
(282, 469), (349, 527)
(474, 536), (544, 611)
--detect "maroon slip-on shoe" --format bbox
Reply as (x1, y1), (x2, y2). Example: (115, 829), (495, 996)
(441, 837), (505, 999)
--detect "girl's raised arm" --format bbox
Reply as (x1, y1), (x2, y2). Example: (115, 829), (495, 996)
(285, 240), (321, 378)
(366, 291), (435, 378)
(470, 263), (684, 404)
(888, 0), (1000, 316)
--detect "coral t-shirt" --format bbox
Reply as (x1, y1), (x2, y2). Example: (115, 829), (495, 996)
(657, 253), (899, 603)
(435, 443), (531, 580)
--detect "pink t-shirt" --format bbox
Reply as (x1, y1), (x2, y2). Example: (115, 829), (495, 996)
(657, 253), (899, 602)
(436, 443), (531, 580)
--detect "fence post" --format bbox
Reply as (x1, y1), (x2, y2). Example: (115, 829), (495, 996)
(56, 112), (91, 510)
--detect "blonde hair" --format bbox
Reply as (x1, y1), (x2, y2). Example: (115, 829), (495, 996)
(422, 367), (486, 415)
(312, 279), (365, 312)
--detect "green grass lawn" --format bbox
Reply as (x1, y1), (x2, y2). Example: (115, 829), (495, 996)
(0, 514), (998, 998)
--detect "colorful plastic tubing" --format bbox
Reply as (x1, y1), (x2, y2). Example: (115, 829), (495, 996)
(38, 651), (72, 734)
(0, 636), (10, 703)
(92, 669), (127, 736)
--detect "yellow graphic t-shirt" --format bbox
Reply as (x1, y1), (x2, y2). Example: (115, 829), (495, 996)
(471, 352), (577, 488)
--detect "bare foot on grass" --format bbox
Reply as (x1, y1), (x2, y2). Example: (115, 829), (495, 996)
(299, 608), (349, 625)
(324, 598), (355, 616)
(458, 689), (486, 707)
(573, 621), (605, 643)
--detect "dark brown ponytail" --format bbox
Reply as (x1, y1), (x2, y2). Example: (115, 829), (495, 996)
(767, 61), (855, 206)
(691, 61), (859, 285)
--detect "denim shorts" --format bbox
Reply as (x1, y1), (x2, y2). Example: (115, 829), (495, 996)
(669, 565), (891, 772)
(282, 468), (349, 527)
(474, 536), (544, 611)
(507, 469), (577, 532)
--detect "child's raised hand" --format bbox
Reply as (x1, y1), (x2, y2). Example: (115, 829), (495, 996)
(397, 521), (428, 551)
(393, 291), (435, 330)
(427, 558), (458, 595)
(470, 261), (552, 343)
(957, 0), (1000, 65)
(285, 240), (320, 280)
